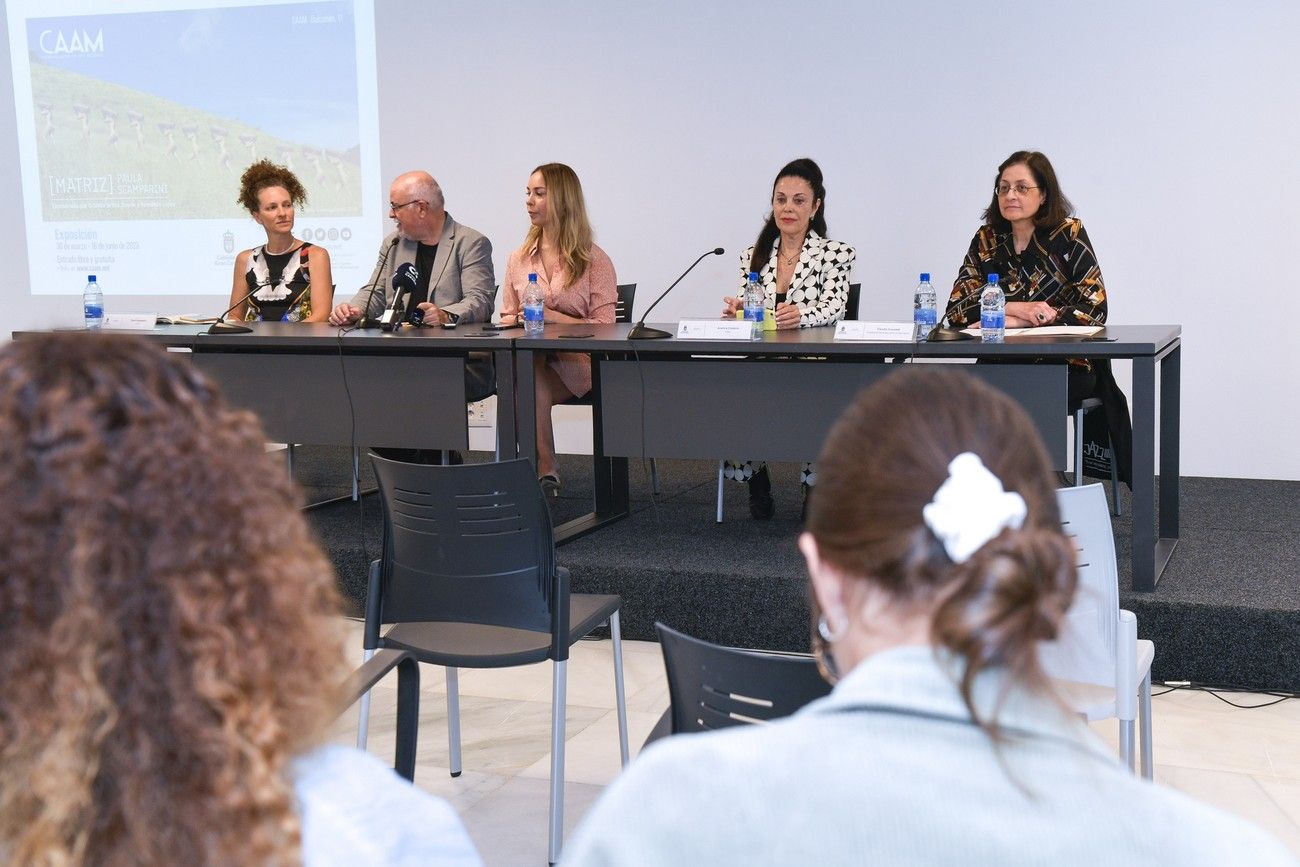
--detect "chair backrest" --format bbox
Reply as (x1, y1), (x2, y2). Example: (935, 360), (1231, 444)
(845, 282), (862, 320)
(1039, 483), (1120, 687)
(614, 283), (637, 324)
(369, 455), (560, 639)
(655, 622), (832, 734)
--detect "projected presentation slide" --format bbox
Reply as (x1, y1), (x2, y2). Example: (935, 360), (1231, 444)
(7, 0), (380, 297)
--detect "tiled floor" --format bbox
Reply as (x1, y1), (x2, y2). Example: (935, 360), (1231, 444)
(332, 621), (1300, 865)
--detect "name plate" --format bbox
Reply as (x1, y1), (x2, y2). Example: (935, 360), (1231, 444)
(834, 320), (915, 342)
(676, 319), (755, 340)
(103, 312), (158, 331)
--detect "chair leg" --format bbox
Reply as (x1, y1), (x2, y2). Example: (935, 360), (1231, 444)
(610, 612), (629, 767)
(352, 446), (360, 501)
(716, 461), (725, 523)
(650, 458), (661, 496)
(446, 667), (462, 778)
(548, 659), (568, 865)
(356, 647), (374, 750)
(1139, 669), (1153, 780)
(1119, 718), (1136, 773)
(286, 442), (296, 478)
(1074, 407), (1084, 487)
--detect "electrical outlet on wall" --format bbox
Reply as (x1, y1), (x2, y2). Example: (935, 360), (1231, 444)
(467, 399), (492, 428)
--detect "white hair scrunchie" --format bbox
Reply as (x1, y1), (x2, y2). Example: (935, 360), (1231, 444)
(922, 452), (1027, 564)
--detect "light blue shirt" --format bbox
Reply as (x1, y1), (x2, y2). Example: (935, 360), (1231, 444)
(563, 646), (1296, 866)
(295, 745), (481, 866)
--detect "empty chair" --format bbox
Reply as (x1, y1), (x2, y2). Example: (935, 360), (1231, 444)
(647, 622), (831, 744)
(358, 455), (629, 864)
(1040, 482), (1154, 778)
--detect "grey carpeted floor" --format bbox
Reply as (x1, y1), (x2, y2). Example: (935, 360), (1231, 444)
(296, 446), (1300, 692)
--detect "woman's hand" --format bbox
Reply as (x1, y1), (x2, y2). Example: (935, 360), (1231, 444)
(1005, 301), (1058, 327)
(721, 296), (742, 319)
(774, 301), (802, 330)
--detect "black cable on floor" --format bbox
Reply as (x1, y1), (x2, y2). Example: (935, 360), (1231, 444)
(1152, 681), (1298, 708)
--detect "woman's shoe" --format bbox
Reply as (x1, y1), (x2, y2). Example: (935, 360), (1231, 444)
(539, 474), (561, 498)
(748, 466), (774, 520)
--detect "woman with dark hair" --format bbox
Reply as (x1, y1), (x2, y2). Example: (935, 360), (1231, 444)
(944, 150), (1107, 405)
(229, 158), (334, 322)
(721, 157), (856, 519)
(562, 367), (1291, 865)
(0, 334), (479, 866)
(499, 162), (617, 495)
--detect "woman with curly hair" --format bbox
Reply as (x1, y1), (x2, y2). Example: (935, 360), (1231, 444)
(230, 159), (334, 322)
(0, 333), (479, 866)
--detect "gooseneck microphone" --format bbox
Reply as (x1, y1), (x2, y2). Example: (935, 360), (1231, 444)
(355, 236), (401, 329)
(628, 247), (725, 340)
(206, 283), (264, 334)
(379, 262), (420, 331)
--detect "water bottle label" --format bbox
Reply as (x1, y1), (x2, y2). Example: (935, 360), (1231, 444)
(914, 309), (936, 326)
(84, 304), (104, 318)
(744, 306), (764, 322)
(523, 304), (544, 322)
(981, 310), (1005, 330)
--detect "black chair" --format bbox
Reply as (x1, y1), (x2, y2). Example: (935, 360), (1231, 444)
(357, 455), (629, 864)
(342, 648), (420, 781)
(846, 281), (862, 320)
(645, 622), (832, 746)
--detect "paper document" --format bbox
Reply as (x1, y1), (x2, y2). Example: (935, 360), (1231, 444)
(157, 314), (220, 324)
(961, 325), (1102, 337)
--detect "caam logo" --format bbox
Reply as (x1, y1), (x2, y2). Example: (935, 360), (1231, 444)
(38, 28), (104, 56)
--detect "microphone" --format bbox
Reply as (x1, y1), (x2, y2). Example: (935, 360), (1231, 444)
(355, 237), (401, 329)
(379, 262), (419, 332)
(629, 247), (725, 340)
(206, 282), (264, 334)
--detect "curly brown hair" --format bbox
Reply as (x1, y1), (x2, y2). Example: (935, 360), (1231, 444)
(0, 333), (347, 866)
(238, 158), (308, 212)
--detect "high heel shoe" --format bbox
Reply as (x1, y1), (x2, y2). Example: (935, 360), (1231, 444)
(539, 474), (561, 498)
(748, 466), (774, 520)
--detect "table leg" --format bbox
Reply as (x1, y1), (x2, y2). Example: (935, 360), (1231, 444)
(1131, 356), (1157, 591)
(516, 348), (538, 470)
(493, 348), (516, 460)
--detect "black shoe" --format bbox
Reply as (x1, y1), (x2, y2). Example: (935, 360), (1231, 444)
(801, 486), (811, 523)
(539, 474), (561, 498)
(748, 466), (774, 521)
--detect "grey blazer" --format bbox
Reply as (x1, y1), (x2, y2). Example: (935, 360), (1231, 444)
(563, 646), (1295, 866)
(349, 213), (496, 323)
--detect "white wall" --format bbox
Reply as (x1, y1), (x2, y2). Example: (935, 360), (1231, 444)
(2, 0), (1297, 479)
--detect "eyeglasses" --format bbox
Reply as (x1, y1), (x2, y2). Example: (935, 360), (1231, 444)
(389, 199), (425, 212)
(996, 183), (1040, 197)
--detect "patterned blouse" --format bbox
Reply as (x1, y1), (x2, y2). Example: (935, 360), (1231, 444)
(739, 230), (856, 327)
(244, 242), (314, 322)
(943, 218), (1106, 330)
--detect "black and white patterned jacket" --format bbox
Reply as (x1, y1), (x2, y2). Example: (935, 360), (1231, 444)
(738, 230), (856, 327)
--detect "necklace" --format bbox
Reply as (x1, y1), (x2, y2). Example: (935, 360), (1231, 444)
(779, 247), (799, 267)
(266, 239), (297, 256)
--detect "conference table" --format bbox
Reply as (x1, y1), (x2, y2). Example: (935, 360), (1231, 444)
(16, 322), (517, 455)
(514, 323), (1181, 592)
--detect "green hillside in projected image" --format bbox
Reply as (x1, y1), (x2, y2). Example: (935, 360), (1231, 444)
(31, 60), (362, 221)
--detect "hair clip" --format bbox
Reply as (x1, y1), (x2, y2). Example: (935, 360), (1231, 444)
(922, 452), (1026, 563)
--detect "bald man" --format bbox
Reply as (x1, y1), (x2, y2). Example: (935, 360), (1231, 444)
(329, 171), (496, 328)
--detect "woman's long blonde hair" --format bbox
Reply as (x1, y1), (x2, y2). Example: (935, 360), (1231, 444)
(0, 333), (348, 866)
(521, 162), (594, 285)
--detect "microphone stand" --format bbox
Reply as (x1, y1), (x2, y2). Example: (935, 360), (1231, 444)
(206, 283), (264, 334)
(356, 237), (401, 329)
(628, 247), (725, 340)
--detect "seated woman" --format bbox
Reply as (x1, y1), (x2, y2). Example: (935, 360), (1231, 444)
(499, 162), (617, 495)
(720, 157), (856, 519)
(229, 159), (333, 323)
(0, 334), (480, 866)
(943, 150), (1106, 408)
(562, 367), (1292, 865)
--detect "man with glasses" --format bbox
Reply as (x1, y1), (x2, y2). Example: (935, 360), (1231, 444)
(328, 170), (496, 329)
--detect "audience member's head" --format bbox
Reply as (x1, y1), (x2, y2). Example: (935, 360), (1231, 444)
(0, 333), (347, 865)
(803, 367), (1077, 735)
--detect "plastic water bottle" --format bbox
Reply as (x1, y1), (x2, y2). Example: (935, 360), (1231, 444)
(979, 273), (1005, 344)
(743, 271), (765, 339)
(522, 273), (544, 337)
(913, 272), (937, 340)
(83, 275), (104, 329)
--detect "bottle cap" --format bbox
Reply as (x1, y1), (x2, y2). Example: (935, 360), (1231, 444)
(920, 273), (930, 282)
(528, 273), (537, 282)
(988, 273), (999, 283)
(748, 271), (759, 281)
(88, 275), (97, 282)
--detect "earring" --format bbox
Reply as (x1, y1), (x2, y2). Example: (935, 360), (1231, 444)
(817, 612), (846, 643)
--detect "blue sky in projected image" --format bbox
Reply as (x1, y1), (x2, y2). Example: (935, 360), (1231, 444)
(26, 1), (359, 150)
